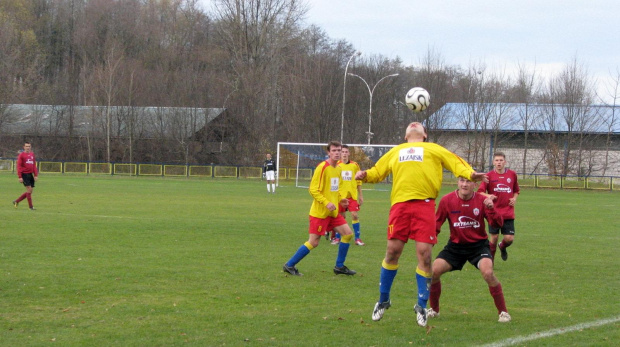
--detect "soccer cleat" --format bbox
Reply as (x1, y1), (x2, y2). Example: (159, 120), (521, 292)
(498, 311), (511, 323)
(29, 207), (36, 210)
(414, 304), (428, 327)
(13, 200), (18, 208)
(355, 238), (365, 246)
(500, 246), (508, 261)
(282, 263), (302, 276)
(426, 308), (439, 318)
(331, 238), (340, 245)
(333, 265), (356, 275)
(372, 300), (391, 321)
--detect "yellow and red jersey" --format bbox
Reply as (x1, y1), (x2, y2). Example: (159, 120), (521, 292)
(365, 142), (475, 205)
(308, 160), (344, 218)
(338, 160), (362, 200)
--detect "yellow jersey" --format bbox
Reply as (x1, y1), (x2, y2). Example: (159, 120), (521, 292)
(365, 142), (475, 205)
(338, 160), (362, 200)
(309, 160), (344, 218)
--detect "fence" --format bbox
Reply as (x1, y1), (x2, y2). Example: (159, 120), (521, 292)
(1, 158), (618, 191)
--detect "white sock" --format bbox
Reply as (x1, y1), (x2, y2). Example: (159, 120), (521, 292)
(267, 185), (271, 192)
(271, 184), (276, 192)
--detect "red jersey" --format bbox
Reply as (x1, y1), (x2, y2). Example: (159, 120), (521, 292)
(477, 169), (519, 219)
(436, 191), (503, 244)
(17, 151), (38, 177)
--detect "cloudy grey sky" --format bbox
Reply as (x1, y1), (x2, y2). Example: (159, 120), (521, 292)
(202, 0), (619, 102)
(304, 0), (619, 102)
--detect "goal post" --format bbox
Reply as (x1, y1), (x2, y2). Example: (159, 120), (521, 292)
(276, 142), (395, 189)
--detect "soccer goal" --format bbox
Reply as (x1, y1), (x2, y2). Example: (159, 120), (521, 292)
(276, 142), (395, 189)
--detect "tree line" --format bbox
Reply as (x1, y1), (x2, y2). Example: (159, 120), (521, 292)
(0, 0), (618, 176)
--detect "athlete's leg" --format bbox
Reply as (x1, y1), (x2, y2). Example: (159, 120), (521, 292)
(415, 241), (433, 308)
(478, 258), (507, 314)
(430, 258), (451, 313)
(333, 223), (353, 268)
(285, 233), (321, 267)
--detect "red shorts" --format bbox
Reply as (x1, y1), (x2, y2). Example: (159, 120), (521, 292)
(338, 198), (360, 213)
(387, 199), (437, 244)
(309, 215), (348, 236)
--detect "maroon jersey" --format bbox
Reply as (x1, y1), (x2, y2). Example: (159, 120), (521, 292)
(436, 191), (503, 244)
(17, 151), (38, 177)
(477, 169), (519, 219)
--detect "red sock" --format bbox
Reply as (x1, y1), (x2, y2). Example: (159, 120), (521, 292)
(16, 192), (28, 203)
(489, 283), (507, 313)
(490, 242), (497, 260)
(430, 281), (442, 312)
(26, 193), (33, 208)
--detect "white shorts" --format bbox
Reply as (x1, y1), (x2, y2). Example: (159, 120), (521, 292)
(265, 171), (276, 180)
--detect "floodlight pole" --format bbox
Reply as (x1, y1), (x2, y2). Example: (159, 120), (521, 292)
(348, 72), (399, 144)
(340, 51), (361, 143)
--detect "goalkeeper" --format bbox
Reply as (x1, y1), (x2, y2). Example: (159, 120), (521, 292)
(263, 153), (277, 194)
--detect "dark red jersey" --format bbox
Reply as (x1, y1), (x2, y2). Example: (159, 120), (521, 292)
(17, 151), (38, 177)
(436, 191), (503, 244)
(477, 169), (519, 219)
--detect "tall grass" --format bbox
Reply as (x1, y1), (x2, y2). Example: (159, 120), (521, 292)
(1, 175), (618, 346)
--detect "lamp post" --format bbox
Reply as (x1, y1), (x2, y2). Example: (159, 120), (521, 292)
(348, 72), (399, 144)
(340, 51), (361, 143)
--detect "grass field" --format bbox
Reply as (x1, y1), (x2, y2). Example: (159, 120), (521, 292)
(1, 174), (618, 346)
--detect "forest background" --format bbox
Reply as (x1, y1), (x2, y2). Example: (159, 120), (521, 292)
(1, 0), (618, 173)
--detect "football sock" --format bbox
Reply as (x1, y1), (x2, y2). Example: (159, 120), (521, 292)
(335, 234), (352, 267)
(26, 193), (33, 208)
(286, 242), (313, 267)
(430, 281), (442, 312)
(335, 232), (341, 240)
(267, 184), (271, 192)
(499, 241), (512, 248)
(416, 267), (432, 307)
(490, 242), (497, 259)
(352, 221), (360, 239)
(271, 184), (276, 192)
(489, 283), (507, 313)
(16, 193), (27, 203)
(379, 260), (398, 303)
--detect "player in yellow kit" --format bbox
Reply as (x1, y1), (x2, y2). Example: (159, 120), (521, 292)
(283, 141), (357, 276)
(356, 122), (487, 327)
(331, 145), (365, 245)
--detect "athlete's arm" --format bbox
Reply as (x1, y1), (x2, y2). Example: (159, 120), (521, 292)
(435, 198), (449, 235)
(509, 192), (519, 207)
(484, 198), (504, 228)
(308, 163), (329, 206)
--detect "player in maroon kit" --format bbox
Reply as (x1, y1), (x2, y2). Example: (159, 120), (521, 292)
(429, 177), (511, 323)
(477, 152), (520, 261)
(13, 142), (38, 210)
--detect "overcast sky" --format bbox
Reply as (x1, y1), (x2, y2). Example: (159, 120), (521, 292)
(307, 0), (620, 102)
(203, 0), (620, 103)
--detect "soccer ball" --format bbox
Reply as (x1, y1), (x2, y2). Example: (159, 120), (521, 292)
(405, 87), (430, 112)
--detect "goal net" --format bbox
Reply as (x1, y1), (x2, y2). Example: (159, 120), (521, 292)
(276, 142), (396, 190)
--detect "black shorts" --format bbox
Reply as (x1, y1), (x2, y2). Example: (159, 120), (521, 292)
(21, 173), (35, 187)
(436, 239), (492, 271)
(489, 219), (515, 235)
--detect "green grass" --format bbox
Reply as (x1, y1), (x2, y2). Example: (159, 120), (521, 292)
(1, 174), (619, 346)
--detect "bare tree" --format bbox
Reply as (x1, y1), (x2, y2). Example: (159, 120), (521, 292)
(550, 56), (597, 176)
(512, 61), (542, 174)
(599, 67), (620, 176)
